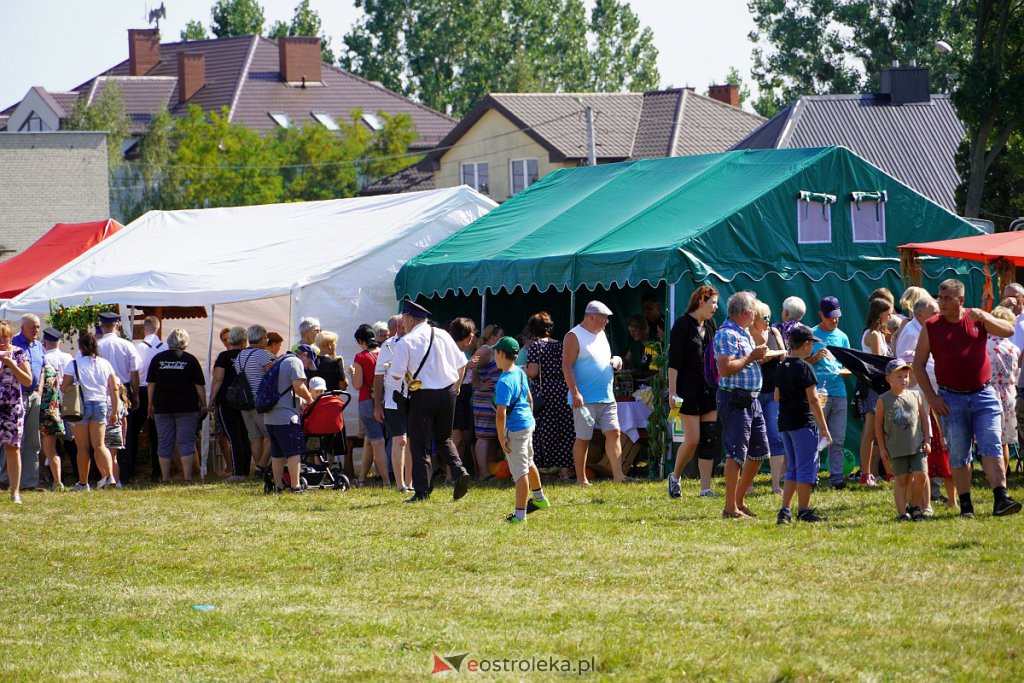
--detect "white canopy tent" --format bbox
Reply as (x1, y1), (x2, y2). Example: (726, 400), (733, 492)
(2, 186), (496, 475)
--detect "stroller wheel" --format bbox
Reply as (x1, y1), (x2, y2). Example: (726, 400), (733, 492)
(263, 479), (273, 495)
(300, 476), (309, 490)
(333, 473), (350, 491)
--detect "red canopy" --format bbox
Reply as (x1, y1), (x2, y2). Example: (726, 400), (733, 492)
(900, 232), (1024, 266)
(0, 219), (123, 300)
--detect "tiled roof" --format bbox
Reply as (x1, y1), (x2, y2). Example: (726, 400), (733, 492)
(49, 92), (80, 117)
(732, 93), (964, 211)
(3, 34), (453, 150)
(674, 91), (766, 156)
(631, 90), (682, 158)
(359, 164), (435, 196)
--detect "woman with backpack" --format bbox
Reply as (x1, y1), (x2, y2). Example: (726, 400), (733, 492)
(666, 285), (720, 499)
(208, 326), (251, 482)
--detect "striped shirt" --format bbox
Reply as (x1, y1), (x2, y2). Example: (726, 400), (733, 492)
(713, 319), (762, 392)
(233, 347), (275, 393)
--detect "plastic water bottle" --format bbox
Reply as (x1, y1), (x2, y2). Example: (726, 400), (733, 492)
(577, 405), (595, 427)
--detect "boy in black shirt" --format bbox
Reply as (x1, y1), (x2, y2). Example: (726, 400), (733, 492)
(774, 324), (832, 524)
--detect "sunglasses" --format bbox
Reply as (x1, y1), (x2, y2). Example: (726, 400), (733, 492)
(762, 315), (771, 322)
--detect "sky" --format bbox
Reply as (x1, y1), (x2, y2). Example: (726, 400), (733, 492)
(0, 0), (758, 112)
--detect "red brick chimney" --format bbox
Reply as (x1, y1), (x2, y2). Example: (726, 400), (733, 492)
(279, 36), (322, 83)
(128, 29), (161, 76)
(177, 52), (205, 103)
(708, 84), (740, 107)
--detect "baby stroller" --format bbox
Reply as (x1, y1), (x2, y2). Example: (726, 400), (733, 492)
(263, 390), (353, 493)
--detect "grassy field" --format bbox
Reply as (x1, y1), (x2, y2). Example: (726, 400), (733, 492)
(1, 471), (1021, 682)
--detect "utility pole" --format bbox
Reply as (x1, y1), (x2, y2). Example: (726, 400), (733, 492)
(584, 105), (596, 166)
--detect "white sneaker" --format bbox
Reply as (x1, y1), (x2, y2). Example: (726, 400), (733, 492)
(114, 481), (123, 489)
(72, 482), (91, 492)
(923, 506), (934, 517)
(96, 476), (112, 490)
(698, 489), (721, 498)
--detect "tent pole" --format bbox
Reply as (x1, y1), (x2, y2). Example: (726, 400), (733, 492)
(201, 304), (215, 480)
(669, 284), (676, 325)
(480, 291), (487, 331)
(569, 289), (576, 328)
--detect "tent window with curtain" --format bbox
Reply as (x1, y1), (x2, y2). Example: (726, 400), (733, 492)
(851, 190), (887, 243)
(797, 191), (835, 244)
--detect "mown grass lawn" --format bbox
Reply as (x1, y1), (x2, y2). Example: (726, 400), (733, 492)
(1, 471), (1021, 682)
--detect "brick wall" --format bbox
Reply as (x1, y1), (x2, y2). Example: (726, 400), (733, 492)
(0, 132), (109, 261)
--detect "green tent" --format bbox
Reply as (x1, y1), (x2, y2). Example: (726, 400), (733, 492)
(396, 147), (983, 331)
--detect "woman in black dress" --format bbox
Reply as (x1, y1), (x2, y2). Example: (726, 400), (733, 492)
(667, 285), (720, 498)
(525, 312), (574, 480)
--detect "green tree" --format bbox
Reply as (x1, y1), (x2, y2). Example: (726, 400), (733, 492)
(341, 0), (660, 118)
(951, 0), (1024, 218)
(211, 0), (265, 37)
(747, 0), (952, 117)
(268, 0), (335, 63)
(180, 20), (209, 41)
(64, 80), (129, 173)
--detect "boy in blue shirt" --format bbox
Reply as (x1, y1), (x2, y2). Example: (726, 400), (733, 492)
(810, 295), (851, 488)
(493, 337), (550, 523)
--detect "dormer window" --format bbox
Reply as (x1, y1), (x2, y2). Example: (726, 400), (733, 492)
(362, 113), (383, 131)
(312, 112), (339, 131)
(269, 112), (292, 129)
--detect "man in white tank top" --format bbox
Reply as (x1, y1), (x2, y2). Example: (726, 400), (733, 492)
(562, 301), (625, 485)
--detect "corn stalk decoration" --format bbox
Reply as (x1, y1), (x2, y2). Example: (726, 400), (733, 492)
(644, 338), (670, 479)
(47, 298), (116, 339)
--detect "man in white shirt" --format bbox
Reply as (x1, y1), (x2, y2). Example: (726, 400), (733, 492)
(97, 311), (140, 486)
(42, 327), (73, 381)
(130, 316), (164, 483)
(374, 315), (412, 493)
(390, 300), (471, 503)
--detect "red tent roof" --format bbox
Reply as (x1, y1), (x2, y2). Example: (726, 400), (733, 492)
(900, 232), (1024, 266)
(0, 220), (123, 300)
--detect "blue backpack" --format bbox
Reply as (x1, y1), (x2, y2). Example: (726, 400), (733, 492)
(255, 354), (295, 413)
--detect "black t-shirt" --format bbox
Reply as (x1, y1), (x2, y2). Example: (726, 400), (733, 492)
(214, 349), (242, 405)
(776, 356), (817, 431)
(308, 355), (344, 390)
(668, 313), (717, 397)
(147, 349), (206, 414)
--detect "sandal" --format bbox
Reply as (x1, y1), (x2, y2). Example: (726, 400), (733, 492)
(722, 510), (745, 519)
(738, 504), (757, 518)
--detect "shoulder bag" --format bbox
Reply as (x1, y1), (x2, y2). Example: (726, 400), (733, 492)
(61, 360), (83, 422)
(393, 327), (434, 413)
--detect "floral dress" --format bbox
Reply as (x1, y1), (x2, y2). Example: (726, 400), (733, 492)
(39, 362), (65, 437)
(987, 336), (1019, 445)
(0, 348), (29, 447)
(526, 339), (575, 469)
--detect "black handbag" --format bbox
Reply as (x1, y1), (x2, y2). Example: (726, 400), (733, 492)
(393, 327), (434, 413)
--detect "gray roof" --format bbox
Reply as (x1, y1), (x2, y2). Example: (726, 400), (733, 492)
(359, 164), (435, 196)
(1, 35), (454, 150)
(732, 93), (964, 211)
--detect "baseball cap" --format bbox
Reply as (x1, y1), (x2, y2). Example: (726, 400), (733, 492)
(296, 344), (318, 370)
(309, 376), (327, 392)
(493, 336), (520, 356)
(819, 296), (842, 318)
(585, 301), (613, 316)
(788, 324), (818, 347)
(885, 358), (912, 374)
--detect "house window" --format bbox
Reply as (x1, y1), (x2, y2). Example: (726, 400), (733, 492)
(312, 112), (339, 131)
(797, 191), (836, 244)
(362, 113), (383, 131)
(462, 162), (489, 195)
(510, 158), (539, 195)
(269, 112), (292, 128)
(18, 111), (45, 131)
(850, 191), (887, 243)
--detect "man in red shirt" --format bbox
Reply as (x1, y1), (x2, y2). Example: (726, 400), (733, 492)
(913, 279), (1022, 518)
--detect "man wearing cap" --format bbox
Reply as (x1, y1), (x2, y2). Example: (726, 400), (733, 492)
(265, 344), (317, 493)
(1, 314), (45, 490)
(390, 300), (472, 502)
(809, 295), (851, 489)
(131, 316), (164, 482)
(914, 278), (1022, 518)
(562, 301), (626, 485)
(97, 311), (141, 484)
(714, 292), (770, 518)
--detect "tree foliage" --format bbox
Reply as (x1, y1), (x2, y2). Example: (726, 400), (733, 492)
(716, 67), (751, 108)
(268, 0), (335, 63)
(211, 0), (265, 37)
(122, 105), (418, 221)
(64, 80), (128, 173)
(340, 0), (660, 117)
(180, 20), (209, 41)
(747, 0), (953, 117)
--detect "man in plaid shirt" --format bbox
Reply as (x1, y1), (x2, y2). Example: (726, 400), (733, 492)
(714, 291), (769, 519)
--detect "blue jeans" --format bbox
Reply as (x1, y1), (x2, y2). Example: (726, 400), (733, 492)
(938, 385), (1002, 467)
(758, 392), (784, 456)
(818, 395), (847, 483)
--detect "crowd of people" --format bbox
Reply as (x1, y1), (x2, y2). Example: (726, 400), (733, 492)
(0, 278), (1020, 523)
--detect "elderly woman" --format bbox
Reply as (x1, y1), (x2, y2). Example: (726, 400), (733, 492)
(988, 306), (1020, 474)
(372, 321), (390, 345)
(146, 328), (206, 484)
(0, 320), (34, 503)
(773, 296), (806, 348)
(209, 326), (251, 482)
(62, 332), (119, 492)
(350, 324), (389, 487)
(234, 325), (276, 478)
(525, 312), (575, 480)
(752, 301), (788, 494)
(294, 317), (321, 354)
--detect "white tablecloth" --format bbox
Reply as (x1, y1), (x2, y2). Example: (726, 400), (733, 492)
(616, 400), (652, 442)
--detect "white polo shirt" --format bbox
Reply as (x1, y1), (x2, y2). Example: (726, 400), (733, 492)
(390, 321), (466, 390)
(135, 334), (165, 387)
(97, 332), (141, 384)
(375, 334), (404, 410)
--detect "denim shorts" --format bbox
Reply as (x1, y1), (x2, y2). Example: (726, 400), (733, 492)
(81, 400), (108, 424)
(266, 422), (307, 458)
(358, 399), (385, 442)
(716, 389), (770, 465)
(938, 385), (1002, 467)
(781, 426), (820, 484)
(154, 411), (199, 458)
